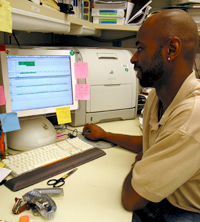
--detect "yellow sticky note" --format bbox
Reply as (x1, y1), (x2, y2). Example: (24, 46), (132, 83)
(0, 0), (12, 33)
(0, 162), (5, 168)
(56, 107), (72, 125)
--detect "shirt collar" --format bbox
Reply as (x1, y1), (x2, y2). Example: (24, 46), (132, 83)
(159, 70), (197, 126)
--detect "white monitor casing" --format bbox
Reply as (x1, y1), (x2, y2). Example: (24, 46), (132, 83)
(0, 48), (78, 151)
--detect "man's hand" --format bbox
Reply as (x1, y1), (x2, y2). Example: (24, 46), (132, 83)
(83, 124), (143, 153)
(82, 123), (107, 141)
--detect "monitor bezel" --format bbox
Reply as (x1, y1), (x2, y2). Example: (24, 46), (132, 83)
(0, 48), (78, 118)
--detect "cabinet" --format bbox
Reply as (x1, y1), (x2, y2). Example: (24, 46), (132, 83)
(9, 0), (199, 39)
(8, 0), (140, 36)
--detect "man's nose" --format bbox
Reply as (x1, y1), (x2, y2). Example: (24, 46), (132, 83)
(130, 52), (137, 64)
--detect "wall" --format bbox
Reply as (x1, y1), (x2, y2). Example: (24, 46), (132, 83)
(0, 0), (199, 72)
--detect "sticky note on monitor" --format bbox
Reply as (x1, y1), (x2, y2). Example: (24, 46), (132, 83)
(0, 1), (12, 33)
(0, 112), (20, 133)
(75, 84), (90, 100)
(0, 86), (6, 106)
(74, 62), (88, 79)
(56, 107), (72, 125)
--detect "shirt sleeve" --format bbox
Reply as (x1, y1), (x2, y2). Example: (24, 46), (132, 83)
(131, 130), (200, 202)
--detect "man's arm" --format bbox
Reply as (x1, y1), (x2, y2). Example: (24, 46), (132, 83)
(83, 123), (143, 153)
(122, 167), (149, 211)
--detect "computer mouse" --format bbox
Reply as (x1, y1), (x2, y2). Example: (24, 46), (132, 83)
(95, 141), (115, 149)
(82, 128), (91, 135)
(77, 134), (115, 149)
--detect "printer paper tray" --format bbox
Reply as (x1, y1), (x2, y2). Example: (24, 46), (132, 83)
(87, 84), (135, 112)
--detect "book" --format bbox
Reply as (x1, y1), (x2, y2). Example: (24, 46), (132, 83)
(40, 0), (60, 10)
(73, 0), (80, 17)
(83, 0), (90, 20)
(40, 3), (60, 11)
(32, 0), (40, 4)
(125, 0), (152, 25)
(41, 0), (59, 6)
(93, 0), (128, 9)
(91, 8), (125, 17)
(93, 16), (125, 24)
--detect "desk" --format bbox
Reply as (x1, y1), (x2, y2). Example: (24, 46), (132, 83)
(0, 119), (142, 222)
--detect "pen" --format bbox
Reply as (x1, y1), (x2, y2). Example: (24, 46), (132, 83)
(4, 132), (8, 156)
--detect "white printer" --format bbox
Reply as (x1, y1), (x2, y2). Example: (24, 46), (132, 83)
(71, 48), (138, 126)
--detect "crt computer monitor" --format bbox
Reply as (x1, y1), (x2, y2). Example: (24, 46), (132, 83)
(0, 48), (78, 151)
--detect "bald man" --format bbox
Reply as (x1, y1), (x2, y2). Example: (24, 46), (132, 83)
(83, 9), (200, 221)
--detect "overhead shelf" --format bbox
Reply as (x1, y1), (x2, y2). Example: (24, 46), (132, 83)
(12, 7), (71, 34)
(8, 0), (140, 36)
(94, 24), (140, 32)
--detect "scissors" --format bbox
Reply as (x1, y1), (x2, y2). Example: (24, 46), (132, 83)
(47, 168), (78, 187)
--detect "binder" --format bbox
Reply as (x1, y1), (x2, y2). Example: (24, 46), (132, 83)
(92, 8), (125, 17)
(93, 16), (125, 24)
(125, 0), (152, 26)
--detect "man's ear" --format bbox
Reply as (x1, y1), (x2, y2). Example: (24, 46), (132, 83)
(165, 37), (181, 61)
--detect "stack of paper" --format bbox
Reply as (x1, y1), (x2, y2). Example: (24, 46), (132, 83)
(40, 0), (60, 11)
(171, 0), (200, 5)
(93, 0), (127, 9)
(125, 0), (152, 26)
(92, 0), (128, 24)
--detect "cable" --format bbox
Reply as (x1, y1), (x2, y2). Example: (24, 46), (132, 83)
(55, 124), (79, 138)
(68, 129), (78, 138)
(12, 32), (21, 48)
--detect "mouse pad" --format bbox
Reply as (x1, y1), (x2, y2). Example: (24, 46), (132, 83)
(77, 134), (116, 149)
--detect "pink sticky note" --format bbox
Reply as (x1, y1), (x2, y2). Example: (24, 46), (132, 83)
(75, 84), (90, 100)
(74, 62), (89, 79)
(57, 133), (65, 139)
(0, 86), (6, 106)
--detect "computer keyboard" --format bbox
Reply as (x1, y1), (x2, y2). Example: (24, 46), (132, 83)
(2, 137), (97, 177)
(2, 137), (106, 191)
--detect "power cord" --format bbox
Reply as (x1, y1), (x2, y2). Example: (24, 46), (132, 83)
(55, 124), (79, 138)
(68, 129), (78, 138)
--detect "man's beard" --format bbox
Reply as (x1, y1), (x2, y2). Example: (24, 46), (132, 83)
(139, 46), (165, 88)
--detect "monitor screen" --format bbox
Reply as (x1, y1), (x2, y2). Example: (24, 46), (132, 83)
(0, 48), (78, 117)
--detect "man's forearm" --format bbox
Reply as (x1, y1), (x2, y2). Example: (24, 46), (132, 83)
(83, 123), (142, 153)
(122, 168), (149, 211)
(103, 132), (142, 153)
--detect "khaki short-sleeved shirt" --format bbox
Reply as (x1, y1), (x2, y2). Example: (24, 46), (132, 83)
(132, 71), (200, 213)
